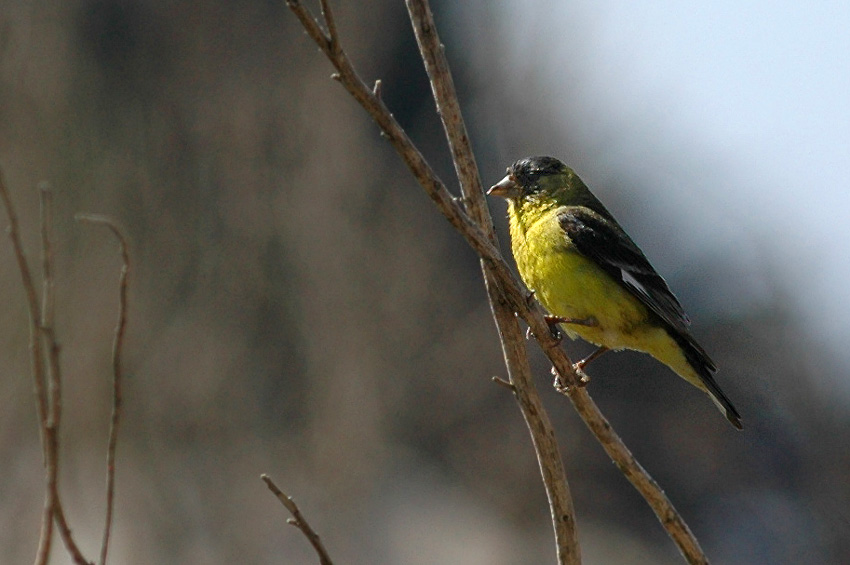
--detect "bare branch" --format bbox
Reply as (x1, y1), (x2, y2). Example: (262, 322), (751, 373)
(0, 169), (48, 445)
(39, 183), (56, 335)
(565, 387), (708, 563)
(287, 1), (710, 563)
(75, 214), (130, 565)
(491, 376), (516, 392)
(39, 187), (93, 565)
(1, 170), (92, 565)
(1, 167), (53, 565)
(261, 475), (334, 565)
(38, 186), (62, 560)
(404, 0), (580, 561)
(405, 0), (486, 226)
(317, 0), (338, 52)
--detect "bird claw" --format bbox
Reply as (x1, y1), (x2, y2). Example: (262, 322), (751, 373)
(551, 365), (590, 393)
(571, 364), (592, 386)
(554, 346), (608, 391)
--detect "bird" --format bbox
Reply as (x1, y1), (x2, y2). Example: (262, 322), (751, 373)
(488, 156), (742, 429)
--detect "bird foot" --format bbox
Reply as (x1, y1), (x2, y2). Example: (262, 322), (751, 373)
(551, 365), (590, 392)
(571, 363), (591, 382)
(573, 346), (610, 375)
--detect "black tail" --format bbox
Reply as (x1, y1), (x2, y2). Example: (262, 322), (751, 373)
(672, 332), (743, 430)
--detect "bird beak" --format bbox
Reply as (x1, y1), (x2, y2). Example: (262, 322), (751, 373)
(487, 174), (520, 199)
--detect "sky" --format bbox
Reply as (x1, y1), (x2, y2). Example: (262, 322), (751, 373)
(486, 0), (850, 393)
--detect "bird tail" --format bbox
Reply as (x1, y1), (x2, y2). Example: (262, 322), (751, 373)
(671, 332), (743, 430)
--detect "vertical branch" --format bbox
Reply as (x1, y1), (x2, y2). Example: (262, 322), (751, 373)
(0, 171), (45, 408)
(0, 166), (51, 565)
(39, 187), (92, 565)
(1, 168), (92, 565)
(488, 293), (581, 562)
(404, 0), (580, 561)
(404, 0), (485, 223)
(318, 0), (338, 48)
(39, 183), (56, 340)
(76, 214), (130, 565)
(37, 185), (61, 563)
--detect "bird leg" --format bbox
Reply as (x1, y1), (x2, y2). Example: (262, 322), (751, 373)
(573, 346), (609, 373)
(554, 346), (609, 390)
(546, 315), (597, 328)
(545, 314), (597, 341)
(526, 315), (598, 342)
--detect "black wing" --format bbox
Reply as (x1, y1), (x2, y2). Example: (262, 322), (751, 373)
(558, 207), (692, 338)
(558, 207), (743, 427)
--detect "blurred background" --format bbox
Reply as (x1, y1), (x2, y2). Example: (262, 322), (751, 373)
(1, 0), (848, 563)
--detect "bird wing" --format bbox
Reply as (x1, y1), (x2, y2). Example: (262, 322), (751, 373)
(558, 206), (729, 421)
(557, 207), (693, 337)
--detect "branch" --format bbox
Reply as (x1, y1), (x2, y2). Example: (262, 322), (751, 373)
(75, 214), (130, 565)
(404, 0), (580, 561)
(286, 1), (709, 563)
(0, 165), (52, 565)
(0, 170), (93, 565)
(39, 186), (93, 565)
(4, 175), (50, 564)
(261, 475), (334, 565)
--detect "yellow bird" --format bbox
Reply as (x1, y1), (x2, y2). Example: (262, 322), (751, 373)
(489, 156), (742, 429)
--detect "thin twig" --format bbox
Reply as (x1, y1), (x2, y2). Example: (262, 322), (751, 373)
(404, 0), (485, 224)
(75, 214), (130, 565)
(2, 168), (53, 565)
(0, 170), (52, 565)
(491, 376), (516, 392)
(318, 0), (338, 51)
(39, 183), (55, 337)
(565, 387), (708, 564)
(404, 0), (580, 561)
(39, 187), (93, 565)
(39, 186), (61, 481)
(261, 475), (334, 565)
(38, 186), (61, 561)
(1, 170), (92, 565)
(0, 170), (44, 416)
(37, 184), (63, 565)
(286, 2), (709, 563)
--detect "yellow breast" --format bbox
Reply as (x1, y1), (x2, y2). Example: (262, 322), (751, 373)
(509, 205), (653, 349)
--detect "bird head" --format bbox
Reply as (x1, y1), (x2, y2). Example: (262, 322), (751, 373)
(488, 156), (610, 219)
(488, 156), (573, 202)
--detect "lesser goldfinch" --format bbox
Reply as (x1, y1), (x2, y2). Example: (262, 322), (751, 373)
(488, 156), (742, 429)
